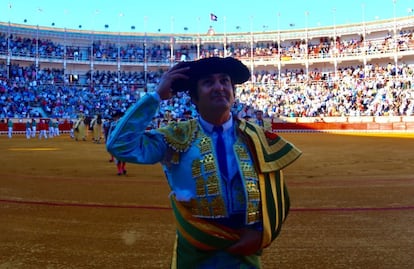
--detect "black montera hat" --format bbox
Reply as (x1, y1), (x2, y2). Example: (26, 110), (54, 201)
(171, 57), (250, 93)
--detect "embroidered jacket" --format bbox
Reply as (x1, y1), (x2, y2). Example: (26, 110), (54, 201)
(106, 93), (302, 267)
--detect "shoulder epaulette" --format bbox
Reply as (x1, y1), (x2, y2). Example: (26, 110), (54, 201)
(157, 119), (198, 152)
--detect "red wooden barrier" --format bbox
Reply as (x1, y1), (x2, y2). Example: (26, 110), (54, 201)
(272, 121), (414, 132)
(0, 121), (73, 132)
(2, 119), (414, 134)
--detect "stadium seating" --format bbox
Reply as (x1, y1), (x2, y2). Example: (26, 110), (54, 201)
(0, 16), (413, 131)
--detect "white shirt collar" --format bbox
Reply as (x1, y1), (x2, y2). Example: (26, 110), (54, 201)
(199, 114), (233, 133)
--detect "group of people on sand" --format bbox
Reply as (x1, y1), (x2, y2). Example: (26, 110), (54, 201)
(72, 114), (102, 143)
(73, 111), (127, 176)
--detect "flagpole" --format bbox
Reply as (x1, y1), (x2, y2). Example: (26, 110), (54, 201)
(90, 10), (99, 87)
(63, 9), (69, 79)
(117, 12), (123, 86)
(197, 17), (200, 59)
(223, 16), (227, 57)
(35, 7), (43, 79)
(144, 16), (148, 84)
(305, 11), (309, 81)
(277, 12), (281, 87)
(332, 8), (338, 80)
(392, 0), (398, 69)
(249, 16), (254, 81)
(170, 16), (174, 66)
(362, 4), (367, 72)
(7, 3), (12, 78)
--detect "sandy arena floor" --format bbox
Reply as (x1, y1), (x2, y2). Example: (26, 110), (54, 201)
(0, 132), (413, 269)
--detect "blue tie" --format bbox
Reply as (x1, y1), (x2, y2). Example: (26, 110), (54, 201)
(213, 126), (228, 179)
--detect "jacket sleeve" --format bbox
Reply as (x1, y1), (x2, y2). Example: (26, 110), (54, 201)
(106, 93), (168, 164)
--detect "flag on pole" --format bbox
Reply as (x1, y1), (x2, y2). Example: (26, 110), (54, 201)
(210, 13), (218, 21)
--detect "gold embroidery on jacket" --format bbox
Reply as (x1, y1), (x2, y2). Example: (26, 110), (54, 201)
(163, 120), (262, 223)
(235, 137), (261, 224)
(157, 119), (198, 164)
(199, 137), (211, 154)
(211, 196), (226, 217)
(192, 159), (202, 178)
(202, 153), (216, 173)
(195, 177), (205, 197)
(206, 174), (220, 195)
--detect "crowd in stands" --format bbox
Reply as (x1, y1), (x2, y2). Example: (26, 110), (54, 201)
(1, 29), (414, 122)
(246, 62), (414, 117)
(1, 61), (414, 122)
(1, 28), (413, 62)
